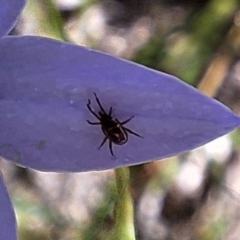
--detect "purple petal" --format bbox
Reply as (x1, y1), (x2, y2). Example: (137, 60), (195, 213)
(0, 172), (17, 240)
(0, 0), (25, 38)
(0, 36), (239, 172)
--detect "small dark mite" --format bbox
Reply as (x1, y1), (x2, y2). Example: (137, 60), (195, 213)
(86, 93), (143, 157)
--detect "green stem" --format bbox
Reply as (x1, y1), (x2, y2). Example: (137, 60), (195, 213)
(24, 0), (68, 41)
(112, 167), (136, 240)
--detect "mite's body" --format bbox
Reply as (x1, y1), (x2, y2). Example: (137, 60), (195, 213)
(86, 93), (142, 157)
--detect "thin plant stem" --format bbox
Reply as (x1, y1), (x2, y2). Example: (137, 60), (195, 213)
(111, 167), (136, 240)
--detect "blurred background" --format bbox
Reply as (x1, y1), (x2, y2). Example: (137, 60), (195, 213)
(1, 0), (240, 239)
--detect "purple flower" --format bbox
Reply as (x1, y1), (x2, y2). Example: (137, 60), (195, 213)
(1, 6), (240, 173)
(1, 36), (240, 172)
(0, 1), (25, 239)
(0, 0), (24, 38)
(1, 1), (240, 239)
(0, 172), (17, 240)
